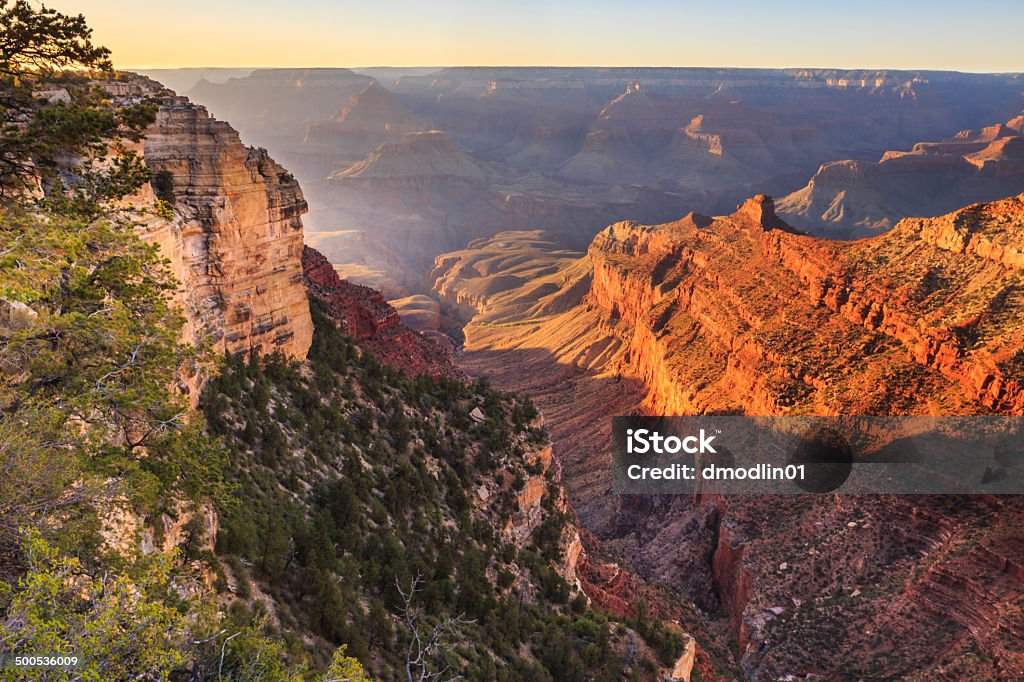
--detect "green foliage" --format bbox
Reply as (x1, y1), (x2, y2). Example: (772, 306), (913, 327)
(0, 530), (318, 681)
(0, 6), (250, 679)
(1, 208), (186, 423)
(187, 617), (311, 682)
(0, 1), (111, 75)
(0, 531), (186, 680)
(200, 307), (640, 680)
(1, 0), (117, 197)
(627, 597), (687, 666)
(324, 645), (372, 682)
(0, 172), (227, 550)
(0, 1), (220, 556)
(0, 6), (681, 679)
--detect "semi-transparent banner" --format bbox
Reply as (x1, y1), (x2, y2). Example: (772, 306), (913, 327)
(611, 416), (1024, 494)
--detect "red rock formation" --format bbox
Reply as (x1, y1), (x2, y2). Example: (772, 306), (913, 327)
(577, 526), (674, 620)
(302, 246), (459, 379)
(582, 194), (1024, 416)
(433, 194), (1024, 679)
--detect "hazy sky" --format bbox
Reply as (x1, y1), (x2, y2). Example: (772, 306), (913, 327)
(54, 1), (1024, 72)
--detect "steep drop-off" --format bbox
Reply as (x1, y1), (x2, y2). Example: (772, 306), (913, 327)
(140, 92), (313, 361)
(433, 195), (1024, 679)
(302, 246), (459, 379)
(107, 76), (704, 680)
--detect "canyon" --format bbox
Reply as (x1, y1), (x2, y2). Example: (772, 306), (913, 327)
(431, 194), (1024, 679)
(121, 69), (1024, 679)
(12, 0), (1022, 675)
(30, 76), (671, 679)
(124, 76), (456, 383)
(122, 78), (708, 679)
(779, 112), (1024, 237)
(152, 67), (1024, 298)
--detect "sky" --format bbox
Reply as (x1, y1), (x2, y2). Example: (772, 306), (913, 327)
(52, 1), (1024, 72)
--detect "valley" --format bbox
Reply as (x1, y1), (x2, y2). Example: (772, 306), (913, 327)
(5, 2), (1024, 680)
(133, 65), (1024, 679)
(161, 67), (1024, 300)
(159, 65), (1024, 679)
(431, 194), (1024, 679)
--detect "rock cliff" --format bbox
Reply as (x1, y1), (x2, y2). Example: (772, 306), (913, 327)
(778, 112), (1024, 238)
(302, 246), (458, 379)
(432, 194), (1024, 679)
(140, 93), (313, 363)
(581, 193), (1024, 416)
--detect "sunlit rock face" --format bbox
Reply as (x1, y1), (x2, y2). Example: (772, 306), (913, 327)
(431, 194), (1024, 680)
(778, 111), (1024, 238)
(141, 95), (313, 361)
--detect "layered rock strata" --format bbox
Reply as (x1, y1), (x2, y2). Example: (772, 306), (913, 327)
(432, 194), (1024, 679)
(779, 112), (1024, 237)
(303, 246), (459, 379)
(140, 94), (313, 361)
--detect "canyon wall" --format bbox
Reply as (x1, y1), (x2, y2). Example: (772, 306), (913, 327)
(138, 93), (313, 363)
(778, 112), (1024, 237)
(582, 194), (1024, 417)
(433, 194), (1024, 679)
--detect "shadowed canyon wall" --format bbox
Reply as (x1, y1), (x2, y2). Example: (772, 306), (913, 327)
(779, 112), (1024, 237)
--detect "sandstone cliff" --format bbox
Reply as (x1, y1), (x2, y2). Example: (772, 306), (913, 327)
(432, 194), (1024, 679)
(140, 94), (313, 363)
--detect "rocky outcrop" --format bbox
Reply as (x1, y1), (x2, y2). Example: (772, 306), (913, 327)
(330, 130), (494, 182)
(670, 636), (697, 682)
(140, 95), (313, 363)
(500, 438), (585, 583)
(301, 81), (427, 166)
(302, 246), (459, 379)
(581, 194), (1024, 416)
(577, 536), (667, 620)
(779, 112), (1024, 238)
(433, 193), (1024, 679)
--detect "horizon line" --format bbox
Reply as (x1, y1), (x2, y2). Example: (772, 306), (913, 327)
(127, 64), (1024, 76)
